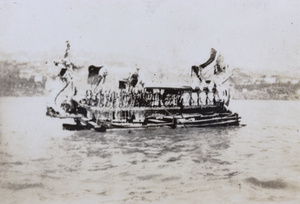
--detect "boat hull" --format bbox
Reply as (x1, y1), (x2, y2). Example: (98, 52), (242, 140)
(60, 105), (241, 131)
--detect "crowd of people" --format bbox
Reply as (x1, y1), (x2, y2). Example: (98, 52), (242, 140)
(78, 85), (225, 109)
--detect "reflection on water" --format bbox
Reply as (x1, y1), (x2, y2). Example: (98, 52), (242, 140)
(0, 97), (300, 203)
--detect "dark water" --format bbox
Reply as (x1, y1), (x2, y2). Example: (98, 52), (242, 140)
(0, 97), (300, 203)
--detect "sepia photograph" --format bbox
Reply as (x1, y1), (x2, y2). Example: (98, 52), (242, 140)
(0, 0), (300, 203)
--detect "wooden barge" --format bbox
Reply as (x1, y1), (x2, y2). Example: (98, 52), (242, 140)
(46, 45), (242, 132)
(60, 95), (241, 132)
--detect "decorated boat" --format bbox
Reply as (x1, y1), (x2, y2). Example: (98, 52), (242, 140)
(46, 43), (241, 132)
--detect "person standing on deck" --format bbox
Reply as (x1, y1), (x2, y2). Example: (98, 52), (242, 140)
(207, 81), (215, 105)
(199, 82), (207, 105)
(213, 87), (220, 103)
(182, 91), (190, 107)
(191, 88), (198, 106)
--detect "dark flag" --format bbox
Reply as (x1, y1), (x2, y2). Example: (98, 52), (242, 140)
(119, 80), (127, 89)
(191, 65), (199, 77)
(130, 73), (139, 87)
(199, 48), (217, 68)
(129, 68), (140, 88)
(191, 65), (202, 82)
(87, 65), (103, 84)
(58, 68), (67, 78)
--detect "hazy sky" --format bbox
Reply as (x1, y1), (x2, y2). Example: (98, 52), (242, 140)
(1, 0), (300, 72)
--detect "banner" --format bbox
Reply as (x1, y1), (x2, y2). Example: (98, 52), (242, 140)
(200, 48), (217, 68)
(87, 65), (103, 84)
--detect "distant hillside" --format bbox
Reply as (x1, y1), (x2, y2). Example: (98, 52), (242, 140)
(1, 60), (300, 100)
(230, 68), (300, 100)
(0, 61), (46, 96)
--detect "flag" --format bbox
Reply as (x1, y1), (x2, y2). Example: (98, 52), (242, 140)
(119, 80), (127, 89)
(87, 65), (103, 84)
(200, 48), (217, 68)
(191, 65), (200, 77)
(191, 65), (202, 82)
(130, 73), (139, 87)
(58, 68), (67, 77)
